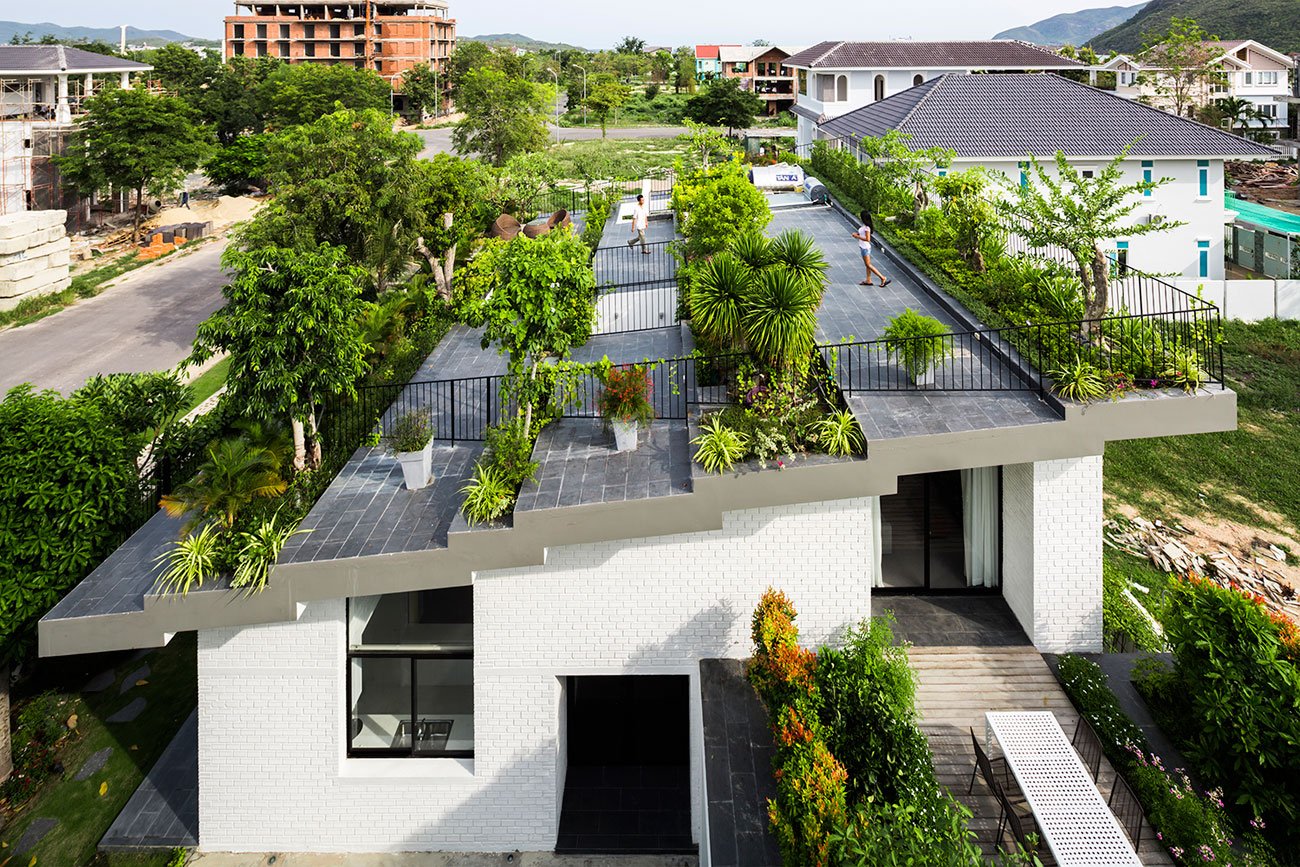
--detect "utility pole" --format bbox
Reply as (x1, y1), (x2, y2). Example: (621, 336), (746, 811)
(575, 64), (588, 126)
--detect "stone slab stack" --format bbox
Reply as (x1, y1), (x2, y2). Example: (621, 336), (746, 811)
(0, 210), (71, 312)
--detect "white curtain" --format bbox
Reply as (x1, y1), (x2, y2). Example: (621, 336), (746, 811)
(961, 468), (1000, 588)
(870, 496), (885, 589)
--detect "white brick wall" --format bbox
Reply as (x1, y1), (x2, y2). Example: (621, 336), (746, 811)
(1001, 456), (1104, 652)
(197, 497), (875, 853)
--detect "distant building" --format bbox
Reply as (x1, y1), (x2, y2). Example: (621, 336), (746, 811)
(785, 40), (1083, 149)
(0, 45), (152, 219)
(694, 45), (732, 83)
(1095, 40), (1295, 138)
(716, 45), (808, 115)
(223, 1), (457, 113)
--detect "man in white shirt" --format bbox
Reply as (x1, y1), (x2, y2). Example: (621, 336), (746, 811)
(627, 194), (651, 254)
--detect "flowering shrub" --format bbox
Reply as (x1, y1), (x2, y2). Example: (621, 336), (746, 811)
(598, 363), (654, 425)
(1157, 574), (1300, 838)
(748, 589), (848, 867)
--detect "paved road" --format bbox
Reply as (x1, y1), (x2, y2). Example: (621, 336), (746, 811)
(417, 125), (796, 159)
(0, 240), (229, 396)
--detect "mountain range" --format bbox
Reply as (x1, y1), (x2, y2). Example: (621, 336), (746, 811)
(0, 20), (214, 47)
(464, 33), (587, 52)
(994, 3), (1148, 46)
(1088, 0), (1300, 53)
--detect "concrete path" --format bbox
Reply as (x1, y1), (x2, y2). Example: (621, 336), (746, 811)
(0, 239), (229, 395)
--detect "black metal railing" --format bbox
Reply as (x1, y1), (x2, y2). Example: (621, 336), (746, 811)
(523, 171), (678, 218)
(593, 240), (678, 288)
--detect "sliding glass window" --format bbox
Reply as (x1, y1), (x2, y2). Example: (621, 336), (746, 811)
(346, 588), (474, 758)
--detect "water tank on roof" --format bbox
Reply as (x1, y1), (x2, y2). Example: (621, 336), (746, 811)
(750, 163), (805, 190)
(803, 177), (828, 205)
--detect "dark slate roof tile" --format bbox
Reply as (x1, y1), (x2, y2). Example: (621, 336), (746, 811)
(785, 41), (1082, 70)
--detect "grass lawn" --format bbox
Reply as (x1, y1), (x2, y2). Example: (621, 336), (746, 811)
(182, 357), (230, 416)
(546, 138), (692, 178)
(0, 634), (197, 866)
(1104, 318), (1300, 535)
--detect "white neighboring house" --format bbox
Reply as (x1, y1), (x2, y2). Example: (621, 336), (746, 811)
(1096, 40), (1296, 137)
(785, 40), (1084, 150)
(817, 73), (1280, 281)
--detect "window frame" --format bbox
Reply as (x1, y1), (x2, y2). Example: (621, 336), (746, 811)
(345, 597), (475, 760)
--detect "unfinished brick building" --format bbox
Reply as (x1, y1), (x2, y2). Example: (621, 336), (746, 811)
(223, 2), (456, 113)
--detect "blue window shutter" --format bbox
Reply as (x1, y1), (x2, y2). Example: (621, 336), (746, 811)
(1142, 160), (1153, 197)
(1198, 161), (1210, 197)
(1198, 240), (1211, 278)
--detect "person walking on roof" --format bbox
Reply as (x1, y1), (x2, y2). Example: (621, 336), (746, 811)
(628, 194), (651, 255)
(852, 212), (890, 287)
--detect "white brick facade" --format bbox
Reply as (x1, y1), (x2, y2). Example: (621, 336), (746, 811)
(197, 498), (875, 853)
(1001, 456), (1104, 652)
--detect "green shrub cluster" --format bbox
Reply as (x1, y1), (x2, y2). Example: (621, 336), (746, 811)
(1144, 575), (1300, 844)
(0, 692), (74, 808)
(749, 593), (1014, 865)
(1101, 555), (1167, 653)
(672, 157), (772, 257)
(1056, 654), (1260, 866)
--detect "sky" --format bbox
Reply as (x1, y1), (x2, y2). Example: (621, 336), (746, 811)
(24, 1), (1122, 44)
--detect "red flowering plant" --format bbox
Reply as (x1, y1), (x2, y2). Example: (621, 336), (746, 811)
(748, 589), (848, 867)
(597, 362), (654, 425)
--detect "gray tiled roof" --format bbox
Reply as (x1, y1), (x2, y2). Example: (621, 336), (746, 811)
(818, 73), (1281, 158)
(784, 41), (1081, 70)
(0, 45), (151, 74)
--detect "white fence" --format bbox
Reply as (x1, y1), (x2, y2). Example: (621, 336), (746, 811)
(1170, 279), (1300, 322)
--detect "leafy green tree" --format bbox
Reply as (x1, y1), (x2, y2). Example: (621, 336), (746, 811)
(1137, 17), (1227, 118)
(190, 246), (369, 470)
(452, 67), (549, 165)
(149, 44), (221, 94)
(1215, 96), (1269, 136)
(673, 157), (772, 256)
(161, 438), (287, 533)
(448, 42), (533, 99)
(0, 385), (140, 780)
(54, 87), (213, 241)
(584, 74), (632, 137)
(684, 77), (764, 137)
(258, 62), (392, 129)
(200, 56), (278, 144)
(235, 109), (426, 291)
(998, 149), (1184, 325)
(932, 170), (997, 272)
(204, 132), (274, 195)
(400, 62), (443, 120)
(673, 45), (696, 94)
(650, 50), (673, 84)
(459, 232), (596, 437)
(413, 153), (497, 300)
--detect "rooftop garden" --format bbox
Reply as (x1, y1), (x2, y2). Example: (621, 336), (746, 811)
(800, 136), (1225, 402)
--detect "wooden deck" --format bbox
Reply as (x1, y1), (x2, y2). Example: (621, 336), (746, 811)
(909, 646), (1174, 866)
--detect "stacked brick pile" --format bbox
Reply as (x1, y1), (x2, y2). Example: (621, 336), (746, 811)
(0, 210), (71, 312)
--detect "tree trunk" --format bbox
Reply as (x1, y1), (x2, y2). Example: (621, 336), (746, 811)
(1088, 246), (1110, 323)
(290, 417), (307, 472)
(522, 359), (540, 439)
(305, 411), (323, 470)
(133, 183), (145, 244)
(0, 664), (12, 783)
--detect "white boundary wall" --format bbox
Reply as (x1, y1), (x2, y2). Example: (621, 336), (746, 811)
(1172, 279), (1300, 322)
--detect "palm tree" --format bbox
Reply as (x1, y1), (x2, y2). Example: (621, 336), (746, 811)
(742, 268), (819, 371)
(1215, 97), (1262, 137)
(768, 230), (828, 298)
(161, 438), (287, 534)
(690, 252), (751, 351)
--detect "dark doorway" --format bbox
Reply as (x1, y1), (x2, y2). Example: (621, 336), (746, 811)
(557, 675), (695, 854)
(878, 470), (1002, 594)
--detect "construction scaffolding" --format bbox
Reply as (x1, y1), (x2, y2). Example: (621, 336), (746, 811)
(1, 78), (100, 231)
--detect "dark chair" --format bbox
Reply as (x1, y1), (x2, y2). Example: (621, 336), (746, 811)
(999, 789), (1056, 866)
(1108, 773), (1144, 851)
(968, 727), (1011, 796)
(1072, 717), (1104, 781)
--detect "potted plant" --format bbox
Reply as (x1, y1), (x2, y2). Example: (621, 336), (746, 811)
(883, 308), (951, 387)
(599, 363), (654, 452)
(387, 411), (435, 490)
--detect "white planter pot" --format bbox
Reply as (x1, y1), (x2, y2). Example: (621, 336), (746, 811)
(913, 367), (935, 387)
(396, 440), (434, 491)
(612, 419), (639, 452)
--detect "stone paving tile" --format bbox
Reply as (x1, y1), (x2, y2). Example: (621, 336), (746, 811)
(16, 817), (58, 855)
(83, 669), (115, 693)
(100, 710), (198, 850)
(119, 664), (150, 694)
(517, 419), (690, 514)
(570, 328), (684, 366)
(107, 697), (146, 724)
(74, 747), (113, 781)
(873, 596), (1030, 646)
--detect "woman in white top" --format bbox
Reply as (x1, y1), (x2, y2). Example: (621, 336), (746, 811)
(851, 211), (891, 287)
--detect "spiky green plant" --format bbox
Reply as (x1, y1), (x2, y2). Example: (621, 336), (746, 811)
(730, 231), (774, 271)
(1161, 346), (1208, 393)
(154, 524), (223, 595)
(460, 463), (516, 525)
(769, 229), (828, 296)
(691, 416), (749, 474)
(1050, 355), (1108, 402)
(691, 252), (751, 350)
(231, 513), (307, 595)
(813, 409), (865, 457)
(743, 267), (819, 371)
